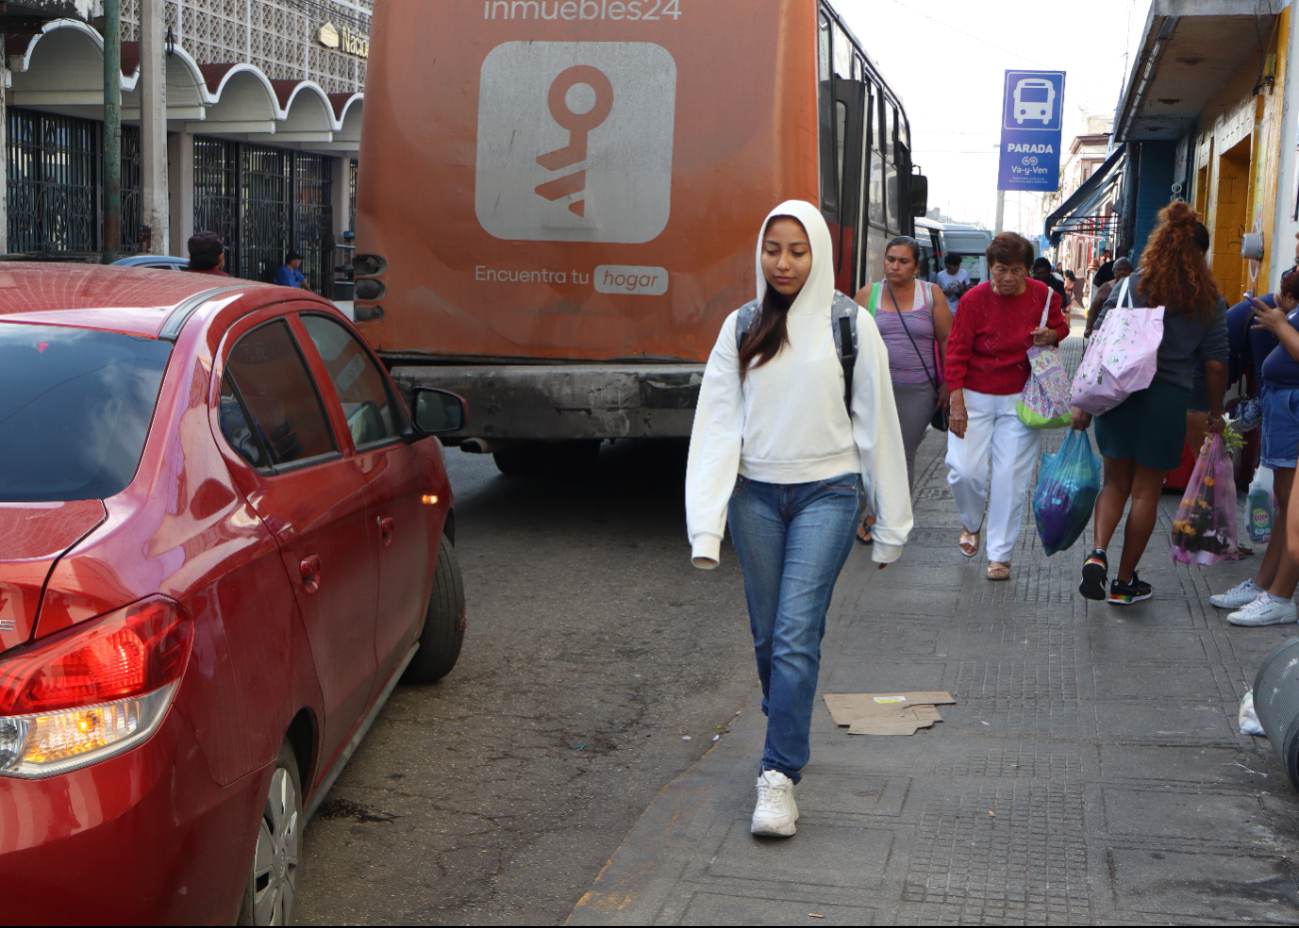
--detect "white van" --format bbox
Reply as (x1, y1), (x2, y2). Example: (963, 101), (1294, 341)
(939, 224), (992, 287)
(913, 217), (946, 282)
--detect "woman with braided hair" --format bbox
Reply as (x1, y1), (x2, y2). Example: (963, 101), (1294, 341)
(1073, 202), (1229, 605)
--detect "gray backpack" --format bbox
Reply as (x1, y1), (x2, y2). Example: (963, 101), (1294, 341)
(735, 290), (863, 411)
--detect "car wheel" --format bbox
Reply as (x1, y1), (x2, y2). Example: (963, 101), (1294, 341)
(237, 742), (303, 926)
(402, 535), (466, 684)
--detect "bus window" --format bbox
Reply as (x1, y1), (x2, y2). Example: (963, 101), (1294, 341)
(884, 160), (899, 230)
(818, 13), (831, 81)
(833, 22), (853, 80)
(879, 94), (891, 164)
(819, 82), (837, 217)
(865, 227), (885, 288)
(836, 101), (848, 203)
(869, 150), (885, 227)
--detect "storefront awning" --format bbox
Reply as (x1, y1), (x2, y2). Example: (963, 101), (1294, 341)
(1113, 0), (1278, 142)
(5, 19), (363, 155)
(1045, 145), (1125, 245)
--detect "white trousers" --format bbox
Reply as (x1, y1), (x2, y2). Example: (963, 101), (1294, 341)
(945, 390), (1042, 563)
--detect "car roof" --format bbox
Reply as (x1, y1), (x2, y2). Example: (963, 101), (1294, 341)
(112, 255), (190, 267)
(0, 262), (272, 339)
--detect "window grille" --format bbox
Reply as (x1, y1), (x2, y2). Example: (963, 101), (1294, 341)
(5, 109), (142, 255)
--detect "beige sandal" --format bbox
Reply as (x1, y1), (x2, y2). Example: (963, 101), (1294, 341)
(958, 529), (979, 558)
(986, 561), (1011, 581)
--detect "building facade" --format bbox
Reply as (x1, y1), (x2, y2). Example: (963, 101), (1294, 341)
(1, 0), (368, 293)
(1045, 119), (1120, 285)
(1109, 0), (1294, 303)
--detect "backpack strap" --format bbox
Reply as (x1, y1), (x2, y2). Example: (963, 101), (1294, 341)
(736, 293), (858, 414)
(832, 291), (859, 413)
(734, 299), (761, 355)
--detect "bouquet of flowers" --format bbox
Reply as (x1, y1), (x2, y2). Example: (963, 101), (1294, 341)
(1171, 433), (1239, 566)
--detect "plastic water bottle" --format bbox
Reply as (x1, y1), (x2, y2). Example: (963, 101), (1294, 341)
(1248, 467), (1275, 543)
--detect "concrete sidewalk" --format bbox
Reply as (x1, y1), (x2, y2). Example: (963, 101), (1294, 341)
(570, 412), (1299, 924)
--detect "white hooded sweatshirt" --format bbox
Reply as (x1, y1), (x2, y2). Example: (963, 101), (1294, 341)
(685, 200), (913, 567)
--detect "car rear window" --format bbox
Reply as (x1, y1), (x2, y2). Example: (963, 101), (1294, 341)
(0, 323), (173, 502)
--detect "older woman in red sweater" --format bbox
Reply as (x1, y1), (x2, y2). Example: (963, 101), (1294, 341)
(945, 232), (1070, 580)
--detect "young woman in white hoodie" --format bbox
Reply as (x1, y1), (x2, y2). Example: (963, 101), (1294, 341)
(686, 201), (912, 838)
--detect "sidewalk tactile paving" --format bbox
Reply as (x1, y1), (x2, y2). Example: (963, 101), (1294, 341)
(901, 784), (1089, 925)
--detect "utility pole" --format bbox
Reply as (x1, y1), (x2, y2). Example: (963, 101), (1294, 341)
(102, 0), (122, 263)
(995, 189), (1005, 233)
(140, 0), (167, 254)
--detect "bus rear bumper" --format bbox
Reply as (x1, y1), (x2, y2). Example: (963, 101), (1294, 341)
(390, 364), (705, 441)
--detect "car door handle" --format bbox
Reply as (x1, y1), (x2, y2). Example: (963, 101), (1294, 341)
(299, 554), (321, 593)
(379, 516), (395, 546)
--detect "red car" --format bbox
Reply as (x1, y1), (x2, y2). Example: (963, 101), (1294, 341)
(0, 264), (467, 924)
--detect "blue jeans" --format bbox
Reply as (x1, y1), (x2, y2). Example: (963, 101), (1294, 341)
(1261, 384), (1299, 470)
(727, 473), (861, 783)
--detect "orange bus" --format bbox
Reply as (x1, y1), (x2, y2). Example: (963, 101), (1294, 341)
(353, 0), (925, 473)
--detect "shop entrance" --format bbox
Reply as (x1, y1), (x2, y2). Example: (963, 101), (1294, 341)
(193, 136), (333, 292)
(1212, 136), (1251, 304)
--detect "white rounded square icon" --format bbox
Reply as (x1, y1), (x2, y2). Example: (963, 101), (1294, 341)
(475, 41), (677, 244)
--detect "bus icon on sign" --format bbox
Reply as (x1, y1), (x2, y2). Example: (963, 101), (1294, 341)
(1013, 78), (1055, 125)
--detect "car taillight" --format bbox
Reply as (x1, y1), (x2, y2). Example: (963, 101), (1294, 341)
(0, 596), (191, 779)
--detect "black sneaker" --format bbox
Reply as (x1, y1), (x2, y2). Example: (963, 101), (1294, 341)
(1108, 572), (1153, 605)
(1079, 549), (1108, 601)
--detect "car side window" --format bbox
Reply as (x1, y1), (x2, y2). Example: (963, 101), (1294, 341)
(222, 319), (336, 467)
(300, 314), (400, 448)
(219, 374), (269, 468)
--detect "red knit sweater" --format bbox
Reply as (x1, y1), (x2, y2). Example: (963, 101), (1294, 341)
(944, 279), (1070, 395)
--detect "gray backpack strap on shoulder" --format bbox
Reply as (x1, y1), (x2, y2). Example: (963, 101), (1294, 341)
(734, 299), (762, 355)
(737, 293), (858, 412)
(831, 291), (859, 412)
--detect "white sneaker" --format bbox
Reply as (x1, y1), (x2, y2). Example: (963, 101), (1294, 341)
(1228, 596), (1298, 627)
(750, 769), (798, 837)
(1211, 580), (1265, 610)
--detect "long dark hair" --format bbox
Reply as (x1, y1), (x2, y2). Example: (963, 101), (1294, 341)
(739, 285), (792, 380)
(740, 215), (805, 378)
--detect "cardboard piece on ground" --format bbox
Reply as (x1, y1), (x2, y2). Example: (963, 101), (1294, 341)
(847, 705), (943, 736)
(824, 692), (956, 727)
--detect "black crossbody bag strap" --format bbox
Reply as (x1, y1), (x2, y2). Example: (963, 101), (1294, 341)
(886, 281), (939, 391)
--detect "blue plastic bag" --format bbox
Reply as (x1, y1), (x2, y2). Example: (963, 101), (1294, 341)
(1033, 429), (1102, 556)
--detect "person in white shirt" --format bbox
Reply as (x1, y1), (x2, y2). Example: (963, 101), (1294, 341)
(936, 253), (971, 311)
(686, 200), (912, 838)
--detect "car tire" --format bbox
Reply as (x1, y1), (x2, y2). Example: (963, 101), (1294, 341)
(493, 443), (547, 476)
(237, 741), (303, 926)
(402, 535), (466, 684)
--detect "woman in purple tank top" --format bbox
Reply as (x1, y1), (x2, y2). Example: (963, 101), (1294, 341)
(852, 236), (954, 543)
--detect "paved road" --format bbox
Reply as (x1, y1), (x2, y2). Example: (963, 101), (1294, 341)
(296, 440), (756, 925)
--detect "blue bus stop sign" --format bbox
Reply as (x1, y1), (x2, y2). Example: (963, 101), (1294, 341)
(998, 70), (1065, 192)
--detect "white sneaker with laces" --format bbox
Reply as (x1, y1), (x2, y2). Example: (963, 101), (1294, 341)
(1228, 596), (1298, 627)
(750, 769), (798, 837)
(1211, 580), (1264, 610)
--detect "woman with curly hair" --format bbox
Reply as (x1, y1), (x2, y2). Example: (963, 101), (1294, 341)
(1072, 202), (1229, 604)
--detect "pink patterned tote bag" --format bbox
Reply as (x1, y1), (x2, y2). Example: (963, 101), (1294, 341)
(1070, 278), (1164, 416)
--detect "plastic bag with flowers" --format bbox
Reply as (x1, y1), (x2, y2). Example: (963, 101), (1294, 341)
(1170, 433), (1239, 566)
